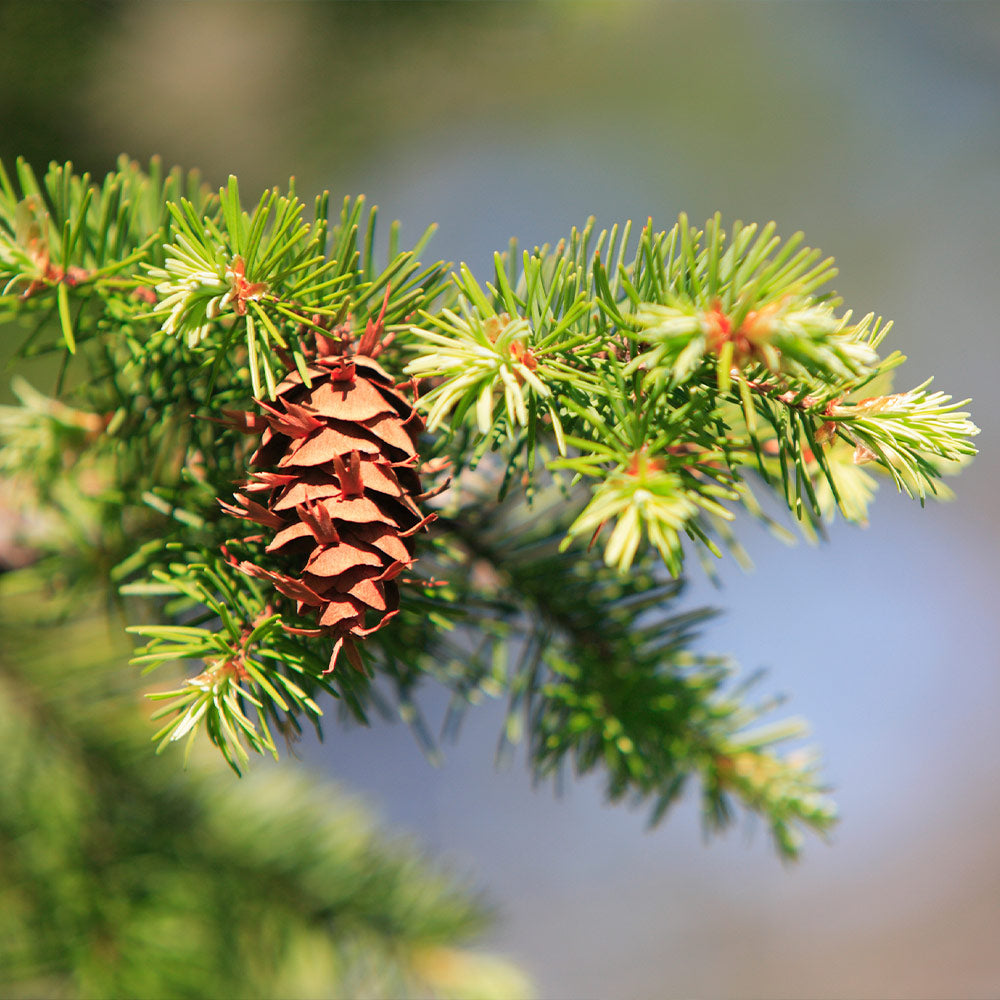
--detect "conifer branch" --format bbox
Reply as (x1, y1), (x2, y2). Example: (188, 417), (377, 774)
(429, 486), (835, 858)
(0, 157), (978, 857)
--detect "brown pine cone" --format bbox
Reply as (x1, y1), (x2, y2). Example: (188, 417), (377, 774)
(220, 317), (439, 673)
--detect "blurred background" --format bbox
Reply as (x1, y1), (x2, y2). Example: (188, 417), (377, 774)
(1, 2), (998, 997)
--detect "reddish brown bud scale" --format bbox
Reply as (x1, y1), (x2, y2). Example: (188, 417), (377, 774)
(221, 318), (439, 673)
(704, 300), (779, 367)
(509, 340), (538, 372)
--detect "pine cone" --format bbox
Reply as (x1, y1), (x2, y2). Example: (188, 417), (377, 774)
(220, 316), (438, 673)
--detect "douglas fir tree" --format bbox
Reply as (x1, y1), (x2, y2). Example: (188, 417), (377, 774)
(0, 156), (978, 858)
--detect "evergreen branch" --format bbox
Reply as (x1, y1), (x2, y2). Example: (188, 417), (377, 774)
(0, 157), (211, 352)
(402, 212), (978, 579)
(146, 178), (450, 399)
(825, 382), (978, 499)
(0, 154), (977, 858)
(430, 485), (835, 858)
(125, 556), (335, 774)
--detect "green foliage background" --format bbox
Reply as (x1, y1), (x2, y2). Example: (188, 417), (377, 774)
(0, 573), (529, 999)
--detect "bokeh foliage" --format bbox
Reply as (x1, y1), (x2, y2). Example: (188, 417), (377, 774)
(0, 573), (530, 999)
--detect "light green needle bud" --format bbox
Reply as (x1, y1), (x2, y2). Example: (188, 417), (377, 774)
(565, 451), (698, 574)
(147, 237), (228, 346)
(407, 309), (552, 437)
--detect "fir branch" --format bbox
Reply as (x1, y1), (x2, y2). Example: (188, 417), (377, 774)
(124, 553), (341, 774)
(430, 484), (835, 858)
(147, 178), (450, 399)
(0, 155), (978, 858)
(825, 382), (977, 499)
